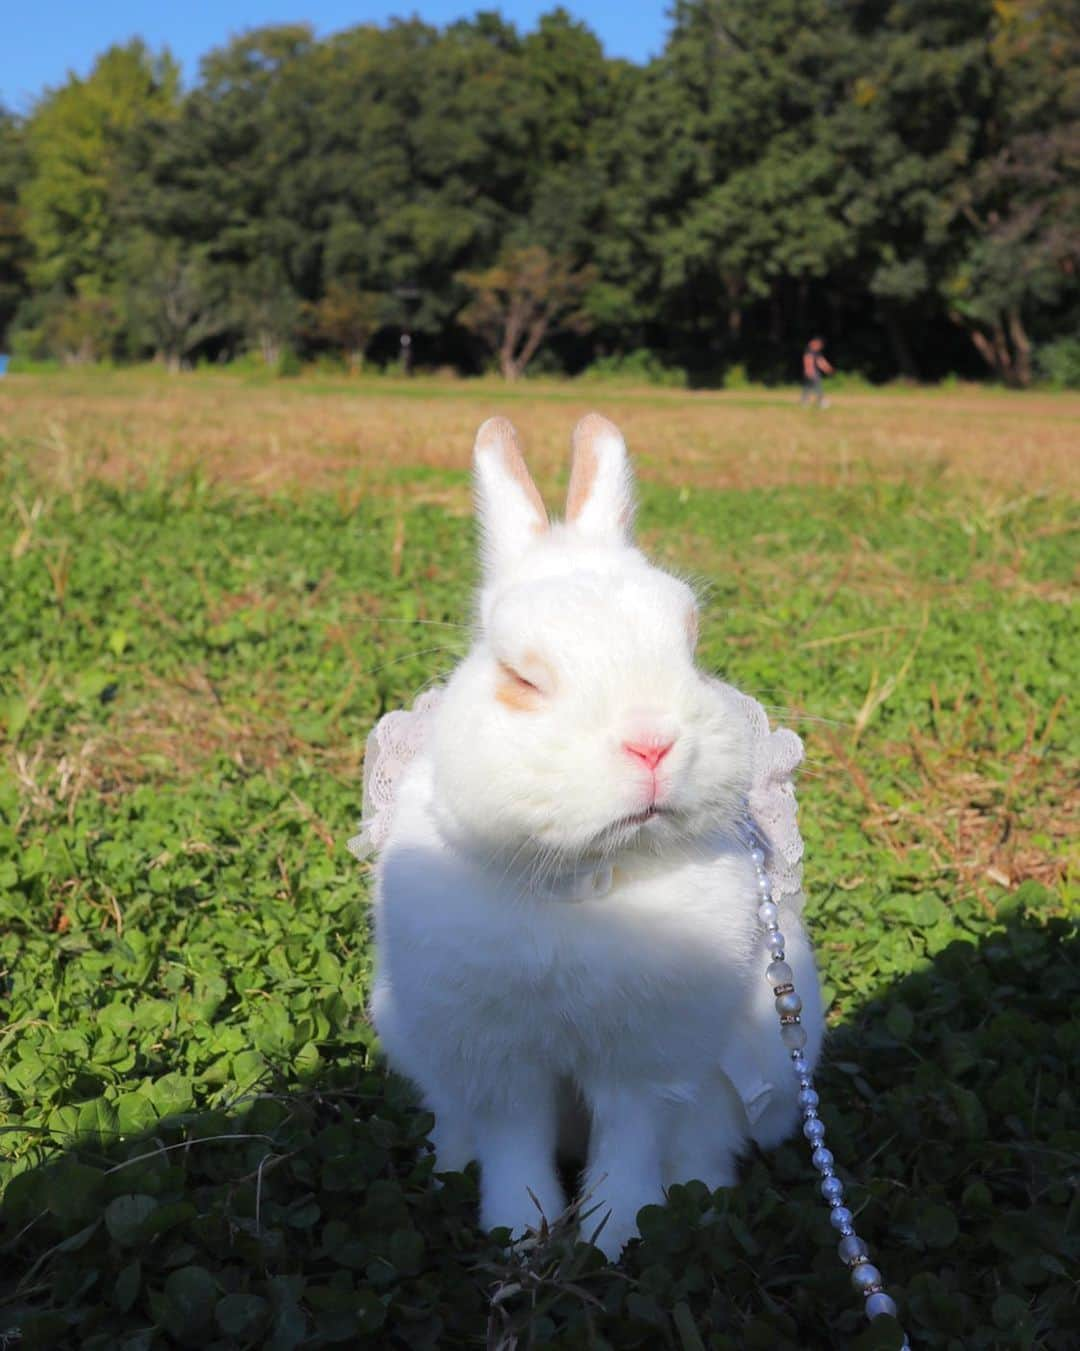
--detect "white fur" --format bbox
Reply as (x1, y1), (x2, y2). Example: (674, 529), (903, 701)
(370, 416), (824, 1260)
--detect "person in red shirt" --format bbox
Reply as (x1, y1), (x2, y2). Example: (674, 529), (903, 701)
(800, 337), (834, 407)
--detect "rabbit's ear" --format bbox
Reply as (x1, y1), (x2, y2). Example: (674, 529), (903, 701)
(566, 413), (636, 545)
(473, 417), (549, 576)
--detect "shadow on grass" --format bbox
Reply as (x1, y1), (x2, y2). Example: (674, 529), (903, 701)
(1, 902), (1076, 1351)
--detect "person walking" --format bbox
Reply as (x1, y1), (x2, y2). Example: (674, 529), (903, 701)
(800, 337), (834, 407)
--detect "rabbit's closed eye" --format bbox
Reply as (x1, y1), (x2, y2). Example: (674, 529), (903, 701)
(495, 654), (553, 711)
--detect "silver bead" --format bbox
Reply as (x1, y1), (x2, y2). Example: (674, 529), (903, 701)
(828, 1206), (853, 1231)
(776, 991), (802, 1017)
(801, 1090), (821, 1113)
(803, 1118), (826, 1142)
(865, 1291), (898, 1320)
(851, 1262), (883, 1293)
(798, 1075), (812, 1090)
(767, 960), (794, 986)
(821, 1175), (844, 1202)
(758, 901), (779, 926)
(838, 1234), (868, 1264)
(780, 1022), (807, 1050)
(750, 847), (765, 867)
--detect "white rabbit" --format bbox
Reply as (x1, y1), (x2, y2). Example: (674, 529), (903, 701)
(369, 414), (824, 1260)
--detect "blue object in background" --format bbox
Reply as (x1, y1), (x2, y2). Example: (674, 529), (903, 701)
(0, 355), (9, 377)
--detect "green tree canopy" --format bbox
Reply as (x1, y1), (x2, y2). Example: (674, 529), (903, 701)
(3, 3), (1076, 381)
(0, 108), (30, 344)
(21, 41), (179, 295)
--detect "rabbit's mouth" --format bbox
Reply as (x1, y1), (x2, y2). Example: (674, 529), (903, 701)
(577, 804), (680, 858)
(620, 805), (668, 828)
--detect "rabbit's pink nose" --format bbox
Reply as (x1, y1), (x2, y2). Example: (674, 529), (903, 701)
(623, 740), (674, 771)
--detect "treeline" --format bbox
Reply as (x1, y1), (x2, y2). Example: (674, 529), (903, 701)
(0, 0), (1077, 385)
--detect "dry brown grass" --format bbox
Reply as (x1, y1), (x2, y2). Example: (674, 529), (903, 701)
(818, 687), (1076, 906)
(2, 367), (1078, 503)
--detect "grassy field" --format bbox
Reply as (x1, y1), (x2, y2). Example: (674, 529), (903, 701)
(0, 368), (1076, 1349)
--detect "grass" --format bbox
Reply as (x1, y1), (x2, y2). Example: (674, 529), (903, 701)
(0, 367), (1077, 1349)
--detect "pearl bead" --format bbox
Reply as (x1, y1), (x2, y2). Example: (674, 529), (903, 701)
(838, 1234), (868, 1264)
(801, 1090), (821, 1112)
(767, 930), (786, 954)
(865, 1291), (898, 1320)
(791, 1053), (809, 1075)
(780, 1022), (807, 1050)
(776, 991), (803, 1017)
(750, 847), (765, 867)
(767, 960), (794, 986)
(828, 1206), (853, 1231)
(809, 1143), (831, 1168)
(851, 1262), (883, 1293)
(758, 901), (779, 926)
(821, 1175), (845, 1202)
(803, 1118), (825, 1142)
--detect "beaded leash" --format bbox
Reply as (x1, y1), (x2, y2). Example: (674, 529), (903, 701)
(750, 843), (910, 1346)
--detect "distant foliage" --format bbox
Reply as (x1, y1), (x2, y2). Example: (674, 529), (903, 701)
(0, 2), (1077, 381)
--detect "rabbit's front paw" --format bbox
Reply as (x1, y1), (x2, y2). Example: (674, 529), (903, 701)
(478, 1124), (566, 1242)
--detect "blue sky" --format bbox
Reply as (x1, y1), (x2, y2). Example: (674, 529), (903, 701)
(1, 2), (672, 111)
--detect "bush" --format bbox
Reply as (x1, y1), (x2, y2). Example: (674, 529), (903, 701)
(580, 349), (686, 387)
(276, 347), (303, 378)
(8, 326), (50, 363)
(824, 369), (874, 392)
(722, 362), (751, 389)
(6, 354), (61, 373)
(1035, 336), (1080, 388)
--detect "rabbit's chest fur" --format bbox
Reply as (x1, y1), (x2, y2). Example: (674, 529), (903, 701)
(373, 759), (763, 1089)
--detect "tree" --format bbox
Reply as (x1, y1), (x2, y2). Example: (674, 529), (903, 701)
(302, 282), (383, 368)
(124, 238), (225, 371)
(459, 245), (594, 379)
(235, 259), (301, 367)
(941, 0), (1080, 384)
(594, 0), (858, 377)
(0, 109), (30, 345)
(41, 283), (121, 364)
(21, 42), (179, 295)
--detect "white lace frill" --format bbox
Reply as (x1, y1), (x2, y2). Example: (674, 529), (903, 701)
(722, 685), (805, 906)
(348, 683), (805, 908)
(349, 688), (445, 862)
